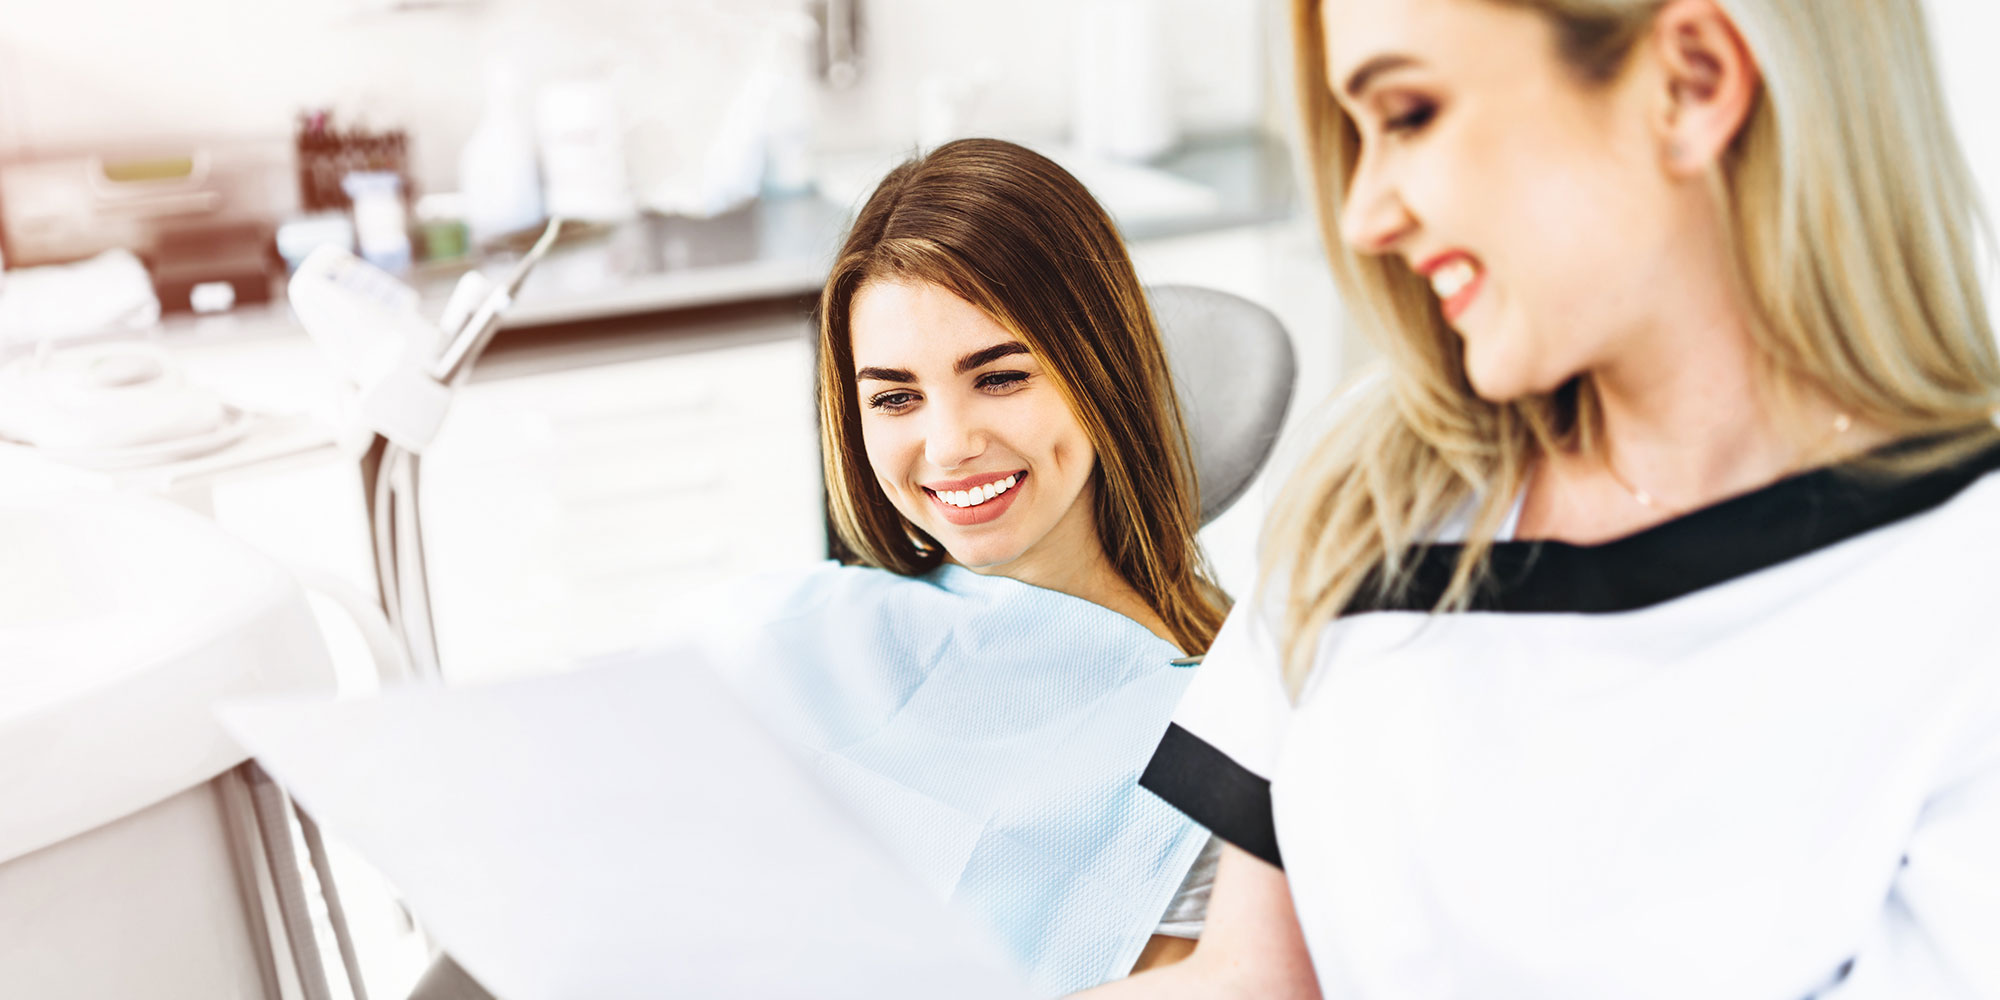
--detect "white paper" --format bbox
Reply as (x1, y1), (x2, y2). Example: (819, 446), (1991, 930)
(219, 650), (1031, 1000)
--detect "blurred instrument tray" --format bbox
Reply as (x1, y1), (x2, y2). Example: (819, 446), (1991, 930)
(0, 139), (295, 312)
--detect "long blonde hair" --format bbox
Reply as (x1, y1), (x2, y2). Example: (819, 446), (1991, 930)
(1270, 0), (2000, 693)
(818, 138), (1229, 654)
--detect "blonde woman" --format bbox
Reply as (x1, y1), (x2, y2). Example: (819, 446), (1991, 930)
(1092, 0), (2000, 997)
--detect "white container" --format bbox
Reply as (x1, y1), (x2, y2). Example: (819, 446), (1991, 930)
(461, 63), (546, 245)
(342, 171), (413, 274)
(536, 79), (636, 223)
(0, 493), (341, 998)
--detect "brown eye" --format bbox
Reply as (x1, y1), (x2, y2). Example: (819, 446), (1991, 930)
(868, 390), (919, 412)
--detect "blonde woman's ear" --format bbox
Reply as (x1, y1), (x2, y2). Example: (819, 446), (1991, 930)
(1649, 0), (1761, 177)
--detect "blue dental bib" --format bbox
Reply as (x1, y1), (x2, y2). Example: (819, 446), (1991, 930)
(711, 562), (1207, 995)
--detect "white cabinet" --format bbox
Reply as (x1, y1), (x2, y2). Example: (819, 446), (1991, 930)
(420, 334), (826, 683)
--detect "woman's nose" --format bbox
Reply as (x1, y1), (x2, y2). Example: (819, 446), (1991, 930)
(1338, 157), (1416, 254)
(922, 402), (987, 470)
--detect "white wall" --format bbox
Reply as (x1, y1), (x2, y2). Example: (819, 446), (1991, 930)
(1927, 0), (2000, 312)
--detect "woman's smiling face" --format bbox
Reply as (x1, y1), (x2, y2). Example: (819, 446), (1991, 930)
(1324, 0), (1689, 402)
(849, 278), (1102, 579)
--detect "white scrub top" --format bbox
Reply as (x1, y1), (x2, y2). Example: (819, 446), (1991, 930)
(1142, 430), (2000, 999)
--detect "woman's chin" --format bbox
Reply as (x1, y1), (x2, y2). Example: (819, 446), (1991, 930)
(1462, 361), (1520, 404)
(938, 538), (1025, 573)
(1462, 348), (1559, 405)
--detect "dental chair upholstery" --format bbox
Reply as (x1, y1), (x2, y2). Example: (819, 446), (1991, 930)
(1147, 284), (1296, 526)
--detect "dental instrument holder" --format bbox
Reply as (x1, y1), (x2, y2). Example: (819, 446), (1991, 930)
(289, 218), (564, 682)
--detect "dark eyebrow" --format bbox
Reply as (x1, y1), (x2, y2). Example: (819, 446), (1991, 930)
(954, 342), (1029, 375)
(1342, 53), (1420, 100)
(854, 342), (1028, 384)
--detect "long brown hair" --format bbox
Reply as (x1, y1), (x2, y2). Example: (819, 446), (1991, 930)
(816, 138), (1229, 654)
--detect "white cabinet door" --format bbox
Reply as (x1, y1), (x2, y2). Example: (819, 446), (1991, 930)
(421, 336), (826, 682)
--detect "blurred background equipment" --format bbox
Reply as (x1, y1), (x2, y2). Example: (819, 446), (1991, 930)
(295, 113), (411, 215)
(0, 249), (160, 348)
(1073, 0), (1179, 162)
(460, 59), (547, 247)
(534, 78), (636, 223)
(0, 491), (400, 1000)
(288, 217), (566, 679)
(0, 140), (295, 313)
(0, 341), (242, 465)
(342, 171), (415, 273)
(808, 0), (864, 89)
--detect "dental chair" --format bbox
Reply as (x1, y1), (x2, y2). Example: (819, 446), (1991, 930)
(1146, 284), (1298, 526)
(0, 493), (403, 1000)
(406, 283), (1297, 1000)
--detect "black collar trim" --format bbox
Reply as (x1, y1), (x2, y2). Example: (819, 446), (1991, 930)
(1343, 427), (2000, 616)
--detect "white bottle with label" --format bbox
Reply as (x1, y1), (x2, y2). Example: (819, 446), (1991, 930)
(460, 61), (545, 246)
(536, 78), (635, 222)
(342, 171), (413, 274)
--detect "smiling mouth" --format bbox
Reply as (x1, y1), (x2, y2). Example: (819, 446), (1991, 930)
(924, 472), (1023, 509)
(1425, 255), (1485, 322)
(1431, 258), (1476, 299)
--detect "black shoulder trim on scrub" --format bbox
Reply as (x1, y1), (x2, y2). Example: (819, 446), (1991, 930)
(1140, 723), (1284, 870)
(1346, 427), (2000, 616)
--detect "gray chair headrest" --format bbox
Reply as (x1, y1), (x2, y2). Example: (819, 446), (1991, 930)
(1148, 285), (1297, 526)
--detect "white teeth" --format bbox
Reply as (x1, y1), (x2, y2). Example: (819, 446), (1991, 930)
(1430, 258), (1478, 301)
(935, 475), (1020, 508)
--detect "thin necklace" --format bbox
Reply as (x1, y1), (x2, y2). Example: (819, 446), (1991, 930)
(1604, 413), (1853, 515)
